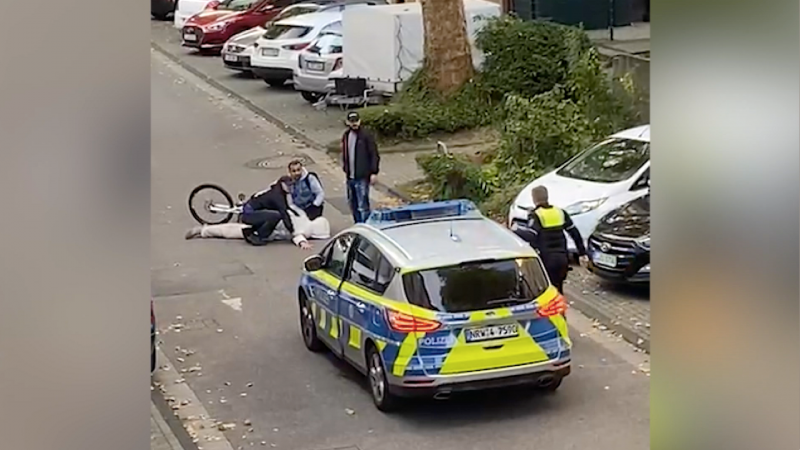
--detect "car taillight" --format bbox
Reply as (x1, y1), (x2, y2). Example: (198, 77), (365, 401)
(205, 0), (220, 9)
(283, 42), (310, 51)
(538, 294), (567, 317)
(333, 57), (343, 71)
(387, 310), (441, 333)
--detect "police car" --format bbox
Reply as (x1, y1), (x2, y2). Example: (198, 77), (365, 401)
(298, 200), (571, 411)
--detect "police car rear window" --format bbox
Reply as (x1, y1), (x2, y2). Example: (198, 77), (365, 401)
(402, 258), (550, 313)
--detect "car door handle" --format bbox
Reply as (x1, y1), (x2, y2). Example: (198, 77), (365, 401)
(354, 301), (366, 312)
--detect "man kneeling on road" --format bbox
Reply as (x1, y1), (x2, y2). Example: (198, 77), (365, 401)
(287, 159), (325, 220)
(185, 176), (328, 249)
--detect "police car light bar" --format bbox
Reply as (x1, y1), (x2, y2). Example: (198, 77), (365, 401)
(366, 199), (481, 226)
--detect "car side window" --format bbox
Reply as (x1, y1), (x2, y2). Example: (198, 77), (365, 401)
(346, 238), (382, 292)
(373, 255), (395, 295)
(324, 234), (354, 279)
(631, 168), (650, 191)
(320, 21), (343, 34)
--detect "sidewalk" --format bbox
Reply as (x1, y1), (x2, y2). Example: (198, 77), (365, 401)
(152, 401), (186, 450)
(150, 20), (650, 352)
(587, 22), (651, 57)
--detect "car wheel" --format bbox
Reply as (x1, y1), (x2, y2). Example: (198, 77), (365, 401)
(152, 11), (170, 20)
(300, 91), (322, 103)
(299, 294), (325, 352)
(151, 344), (156, 374)
(263, 78), (288, 88)
(366, 344), (399, 412)
(536, 376), (563, 393)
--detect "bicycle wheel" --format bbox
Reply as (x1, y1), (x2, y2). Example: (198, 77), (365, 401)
(188, 184), (235, 225)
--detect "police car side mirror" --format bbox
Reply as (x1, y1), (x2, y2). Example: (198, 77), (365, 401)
(304, 255), (324, 272)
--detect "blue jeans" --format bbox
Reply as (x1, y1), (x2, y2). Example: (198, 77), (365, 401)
(346, 179), (370, 223)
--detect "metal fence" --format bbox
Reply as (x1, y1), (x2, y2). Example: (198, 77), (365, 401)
(606, 52), (650, 122)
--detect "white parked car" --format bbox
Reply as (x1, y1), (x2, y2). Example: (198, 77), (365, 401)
(222, 3), (322, 73)
(294, 32), (343, 102)
(250, 11), (343, 87)
(508, 124), (651, 253)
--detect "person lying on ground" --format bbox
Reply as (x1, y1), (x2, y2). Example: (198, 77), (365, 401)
(185, 202), (330, 249)
(287, 159), (325, 220)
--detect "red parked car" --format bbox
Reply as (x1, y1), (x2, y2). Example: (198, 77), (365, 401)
(182, 0), (306, 52)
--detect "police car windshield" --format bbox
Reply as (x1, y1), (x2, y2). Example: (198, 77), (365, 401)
(556, 138), (650, 183)
(402, 258), (550, 313)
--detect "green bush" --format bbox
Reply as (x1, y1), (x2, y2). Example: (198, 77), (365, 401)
(415, 152), (497, 204)
(360, 76), (495, 141)
(479, 181), (527, 222)
(494, 88), (594, 184)
(476, 16), (593, 100)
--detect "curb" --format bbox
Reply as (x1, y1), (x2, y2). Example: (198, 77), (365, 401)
(565, 284), (650, 353)
(151, 41), (413, 205)
(151, 40), (648, 354)
(152, 388), (200, 450)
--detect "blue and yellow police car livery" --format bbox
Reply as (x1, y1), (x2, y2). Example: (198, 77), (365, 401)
(297, 200), (572, 411)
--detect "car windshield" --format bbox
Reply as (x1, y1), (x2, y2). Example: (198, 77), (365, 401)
(274, 5), (319, 20)
(556, 138), (650, 183)
(402, 258), (550, 313)
(218, 0), (259, 11)
(319, 3), (371, 12)
(262, 24), (313, 40)
(307, 33), (342, 54)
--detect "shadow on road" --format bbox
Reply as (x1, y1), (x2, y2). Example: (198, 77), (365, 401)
(322, 349), (565, 429)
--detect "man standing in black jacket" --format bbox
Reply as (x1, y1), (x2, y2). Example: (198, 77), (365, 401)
(512, 186), (588, 293)
(341, 112), (380, 223)
(240, 176), (310, 249)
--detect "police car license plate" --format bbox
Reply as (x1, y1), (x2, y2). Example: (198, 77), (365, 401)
(593, 251), (617, 268)
(465, 324), (519, 343)
(262, 48), (279, 57)
(183, 33), (197, 41)
(306, 61), (324, 71)
(224, 54), (238, 62)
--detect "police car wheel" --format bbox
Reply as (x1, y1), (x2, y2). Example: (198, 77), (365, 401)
(536, 376), (563, 393)
(299, 296), (324, 352)
(366, 345), (399, 412)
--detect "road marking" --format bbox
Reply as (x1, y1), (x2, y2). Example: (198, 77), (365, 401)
(219, 289), (242, 312)
(222, 297), (242, 312)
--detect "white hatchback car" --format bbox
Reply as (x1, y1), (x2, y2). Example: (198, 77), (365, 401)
(221, 3), (322, 72)
(508, 124), (651, 253)
(250, 11), (343, 87)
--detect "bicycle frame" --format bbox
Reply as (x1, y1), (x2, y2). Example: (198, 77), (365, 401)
(207, 202), (243, 215)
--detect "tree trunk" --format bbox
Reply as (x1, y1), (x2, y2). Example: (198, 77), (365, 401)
(419, 0), (475, 96)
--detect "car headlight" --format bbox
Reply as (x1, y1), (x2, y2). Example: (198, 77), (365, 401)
(206, 21), (229, 31)
(636, 236), (650, 250)
(564, 198), (607, 216)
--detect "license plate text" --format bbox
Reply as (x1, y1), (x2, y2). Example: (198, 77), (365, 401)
(464, 324), (519, 343)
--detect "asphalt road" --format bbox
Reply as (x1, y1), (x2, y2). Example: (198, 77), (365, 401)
(151, 50), (649, 450)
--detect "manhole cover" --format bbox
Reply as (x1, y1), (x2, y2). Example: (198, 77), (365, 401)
(245, 154), (311, 170)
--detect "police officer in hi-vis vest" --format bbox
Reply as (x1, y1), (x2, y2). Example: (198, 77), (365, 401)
(512, 186), (588, 293)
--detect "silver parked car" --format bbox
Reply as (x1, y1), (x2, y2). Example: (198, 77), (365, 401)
(294, 32), (343, 103)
